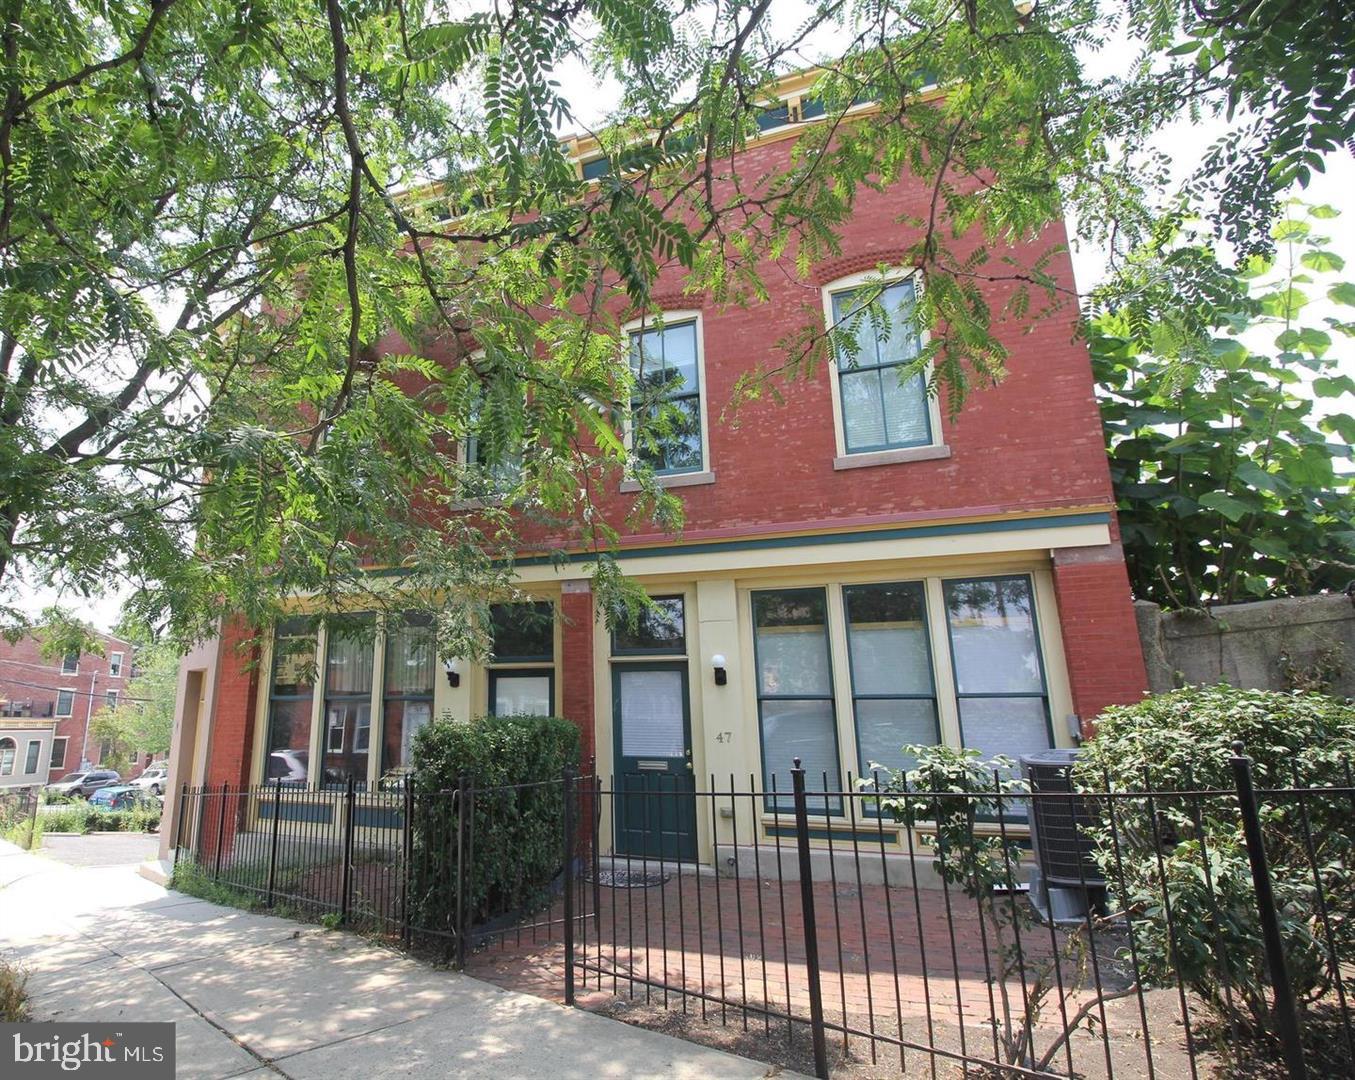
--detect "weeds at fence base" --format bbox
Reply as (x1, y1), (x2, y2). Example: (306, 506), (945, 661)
(0, 957), (29, 1022)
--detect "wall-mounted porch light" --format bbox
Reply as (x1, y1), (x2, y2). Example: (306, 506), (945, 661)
(444, 657), (464, 688)
(711, 653), (727, 686)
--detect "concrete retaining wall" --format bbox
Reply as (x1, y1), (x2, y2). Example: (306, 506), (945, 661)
(1135, 593), (1355, 698)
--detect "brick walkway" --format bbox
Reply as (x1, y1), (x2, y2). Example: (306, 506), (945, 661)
(462, 869), (1157, 1075)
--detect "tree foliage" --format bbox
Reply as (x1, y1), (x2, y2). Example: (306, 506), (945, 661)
(0, 0), (1347, 642)
(89, 637), (178, 761)
(1093, 204), (1355, 608)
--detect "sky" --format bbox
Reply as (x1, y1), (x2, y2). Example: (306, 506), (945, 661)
(10, 4), (1353, 633)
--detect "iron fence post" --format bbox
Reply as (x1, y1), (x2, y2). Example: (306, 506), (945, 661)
(1231, 742), (1308, 1079)
(174, 782), (188, 863)
(213, 782), (228, 879)
(563, 764), (577, 1006)
(400, 782), (415, 947)
(454, 774), (469, 970)
(340, 774), (356, 925)
(24, 785), (38, 851)
(791, 759), (830, 1080)
(266, 778), (283, 908)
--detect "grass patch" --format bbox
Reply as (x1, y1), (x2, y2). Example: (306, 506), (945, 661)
(1, 814), (42, 849)
(0, 957), (28, 1022)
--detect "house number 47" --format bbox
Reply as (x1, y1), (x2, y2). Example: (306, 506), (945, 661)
(714, 732), (733, 743)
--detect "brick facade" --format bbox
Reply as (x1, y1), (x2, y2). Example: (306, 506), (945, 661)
(1052, 544), (1150, 728)
(203, 617), (261, 790)
(192, 123), (1148, 796)
(0, 630), (137, 778)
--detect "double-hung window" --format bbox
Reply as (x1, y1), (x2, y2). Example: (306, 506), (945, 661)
(61, 652), (79, 675)
(829, 277), (932, 454)
(487, 601), (555, 716)
(382, 618), (436, 775)
(266, 618), (316, 785)
(24, 740), (40, 773)
(463, 388), (523, 498)
(843, 581), (939, 780)
(55, 690), (75, 717)
(0, 738), (14, 775)
(628, 319), (704, 475)
(752, 589), (841, 810)
(323, 624), (374, 787)
(943, 576), (1053, 765)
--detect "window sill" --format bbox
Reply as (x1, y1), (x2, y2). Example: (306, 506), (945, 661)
(620, 470), (716, 493)
(833, 444), (951, 471)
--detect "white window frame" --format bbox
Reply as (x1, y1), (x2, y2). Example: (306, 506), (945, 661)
(55, 689), (75, 717)
(620, 311), (715, 491)
(24, 739), (41, 774)
(821, 268), (948, 470)
(60, 653), (79, 675)
(0, 737), (14, 776)
(104, 689), (119, 710)
(109, 651), (123, 678)
(50, 736), (68, 771)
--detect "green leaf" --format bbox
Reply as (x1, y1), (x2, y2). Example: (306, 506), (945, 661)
(1329, 283), (1355, 307)
(1314, 376), (1355, 398)
(1198, 491), (1254, 523)
(1301, 250), (1344, 273)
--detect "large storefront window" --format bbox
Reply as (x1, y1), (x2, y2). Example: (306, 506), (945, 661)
(752, 588), (841, 810)
(322, 624), (374, 787)
(266, 618), (316, 784)
(487, 601), (555, 716)
(943, 576), (1053, 764)
(843, 581), (939, 779)
(382, 618), (436, 776)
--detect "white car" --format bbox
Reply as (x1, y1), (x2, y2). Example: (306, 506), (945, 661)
(132, 762), (169, 796)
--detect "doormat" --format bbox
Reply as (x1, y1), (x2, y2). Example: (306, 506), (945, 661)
(589, 868), (673, 889)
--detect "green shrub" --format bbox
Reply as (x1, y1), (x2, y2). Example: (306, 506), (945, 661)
(41, 803), (161, 835)
(409, 713), (580, 938)
(1076, 685), (1355, 1038)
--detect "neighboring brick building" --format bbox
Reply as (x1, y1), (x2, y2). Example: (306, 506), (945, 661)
(0, 629), (137, 780)
(166, 73), (1148, 868)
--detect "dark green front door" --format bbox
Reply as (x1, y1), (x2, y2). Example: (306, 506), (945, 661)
(613, 662), (697, 861)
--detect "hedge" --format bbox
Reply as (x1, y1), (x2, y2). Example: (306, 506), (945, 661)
(408, 713), (580, 939)
(1076, 685), (1355, 1037)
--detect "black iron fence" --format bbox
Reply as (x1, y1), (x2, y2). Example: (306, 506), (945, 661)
(0, 783), (40, 849)
(173, 751), (1354, 1079)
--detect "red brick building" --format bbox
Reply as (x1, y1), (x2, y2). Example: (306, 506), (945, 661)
(165, 76), (1148, 867)
(0, 629), (137, 779)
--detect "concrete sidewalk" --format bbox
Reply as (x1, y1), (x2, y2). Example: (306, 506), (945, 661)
(0, 841), (791, 1079)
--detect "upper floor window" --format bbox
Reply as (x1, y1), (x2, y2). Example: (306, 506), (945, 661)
(60, 652), (79, 675)
(109, 652), (123, 678)
(827, 275), (934, 455)
(56, 690), (75, 717)
(628, 317), (705, 475)
(462, 387), (523, 498)
(0, 738), (14, 776)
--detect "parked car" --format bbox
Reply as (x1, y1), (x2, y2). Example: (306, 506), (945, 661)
(45, 769), (121, 799)
(89, 784), (158, 811)
(132, 761), (168, 796)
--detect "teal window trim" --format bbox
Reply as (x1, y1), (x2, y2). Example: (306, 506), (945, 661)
(609, 594), (687, 657)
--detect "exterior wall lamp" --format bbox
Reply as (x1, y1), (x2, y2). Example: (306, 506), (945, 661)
(444, 657), (464, 688)
(711, 654), (727, 686)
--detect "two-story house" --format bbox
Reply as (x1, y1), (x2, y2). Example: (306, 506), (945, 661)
(159, 78), (1148, 869)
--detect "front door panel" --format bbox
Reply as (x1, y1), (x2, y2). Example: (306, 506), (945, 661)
(614, 663), (697, 861)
